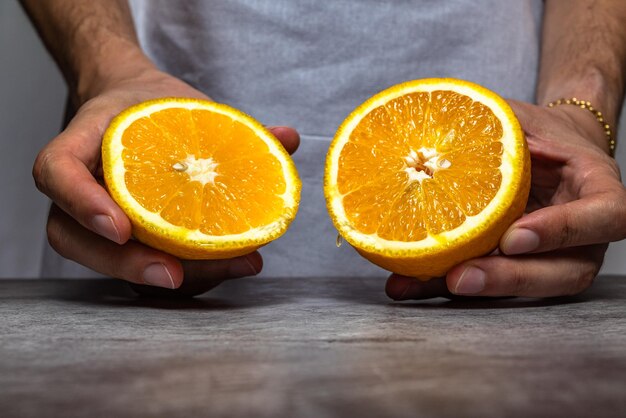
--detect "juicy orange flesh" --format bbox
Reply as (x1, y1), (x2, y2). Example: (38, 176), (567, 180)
(121, 107), (287, 235)
(338, 90), (503, 240)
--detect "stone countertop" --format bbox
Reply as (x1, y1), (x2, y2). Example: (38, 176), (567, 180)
(1, 276), (625, 418)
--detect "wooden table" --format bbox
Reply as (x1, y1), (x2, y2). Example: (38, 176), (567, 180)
(1, 276), (625, 417)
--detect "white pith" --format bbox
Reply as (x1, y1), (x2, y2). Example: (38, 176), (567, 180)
(403, 147), (451, 183)
(176, 156), (219, 185)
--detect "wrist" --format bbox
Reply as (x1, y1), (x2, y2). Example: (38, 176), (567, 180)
(72, 37), (157, 106)
(547, 102), (613, 155)
(537, 68), (621, 156)
(537, 67), (621, 130)
(548, 98), (615, 156)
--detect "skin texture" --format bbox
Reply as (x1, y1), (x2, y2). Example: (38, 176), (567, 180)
(21, 0), (626, 298)
(387, 0), (626, 299)
(21, 0), (299, 295)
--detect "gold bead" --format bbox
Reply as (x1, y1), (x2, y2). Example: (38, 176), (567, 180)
(546, 97), (616, 157)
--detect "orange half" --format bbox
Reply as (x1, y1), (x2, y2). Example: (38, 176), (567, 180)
(102, 98), (301, 259)
(324, 79), (530, 279)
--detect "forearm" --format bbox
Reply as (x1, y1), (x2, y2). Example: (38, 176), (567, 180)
(537, 0), (626, 137)
(19, 0), (154, 105)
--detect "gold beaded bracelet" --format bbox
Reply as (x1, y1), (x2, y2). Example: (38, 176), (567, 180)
(547, 98), (616, 157)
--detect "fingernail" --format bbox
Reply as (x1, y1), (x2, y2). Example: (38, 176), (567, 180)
(228, 255), (259, 278)
(502, 228), (540, 255)
(143, 263), (176, 289)
(454, 266), (486, 295)
(92, 214), (121, 244)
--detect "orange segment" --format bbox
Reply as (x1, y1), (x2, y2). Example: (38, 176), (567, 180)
(383, 92), (430, 149)
(349, 106), (410, 156)
(199, 183), (250, 236)
(420, 179), (466, 235)
(124, 170), (188, 213)
(325, 78), (530, 279)
(149, 108), (199, 156)
(217, 154), (286, 226)
(376, 182), (428, 242)
(337, 142), (405, 195)
(342, 171), (409, 234)
(102, 98), (301, 259)
(160, 181), (204, 229)
(192, 110), (234, 159)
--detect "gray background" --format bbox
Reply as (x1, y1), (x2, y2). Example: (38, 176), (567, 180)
(1, 1), (624, 278)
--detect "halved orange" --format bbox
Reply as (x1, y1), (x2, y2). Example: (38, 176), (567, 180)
(102, 98), (301, 259)
(324, 79), (530, 279)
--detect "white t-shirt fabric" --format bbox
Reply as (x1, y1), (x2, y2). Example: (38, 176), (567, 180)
(41, 0), (544, 278)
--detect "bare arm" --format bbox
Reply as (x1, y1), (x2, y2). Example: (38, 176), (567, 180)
(19, 0), (154, 106)
(20, 0), (300, 293)
(537, 0), (626, 153)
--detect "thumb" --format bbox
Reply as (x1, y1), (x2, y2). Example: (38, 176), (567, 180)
(500, 195), (626, 255)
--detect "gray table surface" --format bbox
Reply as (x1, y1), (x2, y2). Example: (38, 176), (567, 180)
(1, 276), (625, 418)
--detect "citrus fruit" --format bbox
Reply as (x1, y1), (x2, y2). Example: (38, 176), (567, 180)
(102, 98), (301, 259)
(324, 78), (530, 279)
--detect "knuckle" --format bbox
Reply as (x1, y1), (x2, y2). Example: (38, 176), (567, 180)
(32, 150), (56, 195)
(508, 264), (532, 295)
(567, 259), (601, 296)
(556, 213), (571, 248)
(555, 209), (579, 250)
(46, 213), (70, 259)
(596, 190), (626, 241)
(568, 271), (595, 296)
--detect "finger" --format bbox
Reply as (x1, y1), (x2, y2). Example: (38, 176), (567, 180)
(47, 204), (181, 287)
(385, 275), (453, 300)
(130, 252), (263, 298)
(446, 246), (606, 298)
(267, 126), (300, 154)
(33, 128), (132, 245)
(500, 193), (626, 255)
(47, 204), (261, 290)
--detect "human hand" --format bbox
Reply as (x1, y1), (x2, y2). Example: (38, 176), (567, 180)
(34, 66), (300, 296)
(386, 100), (626, 300)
